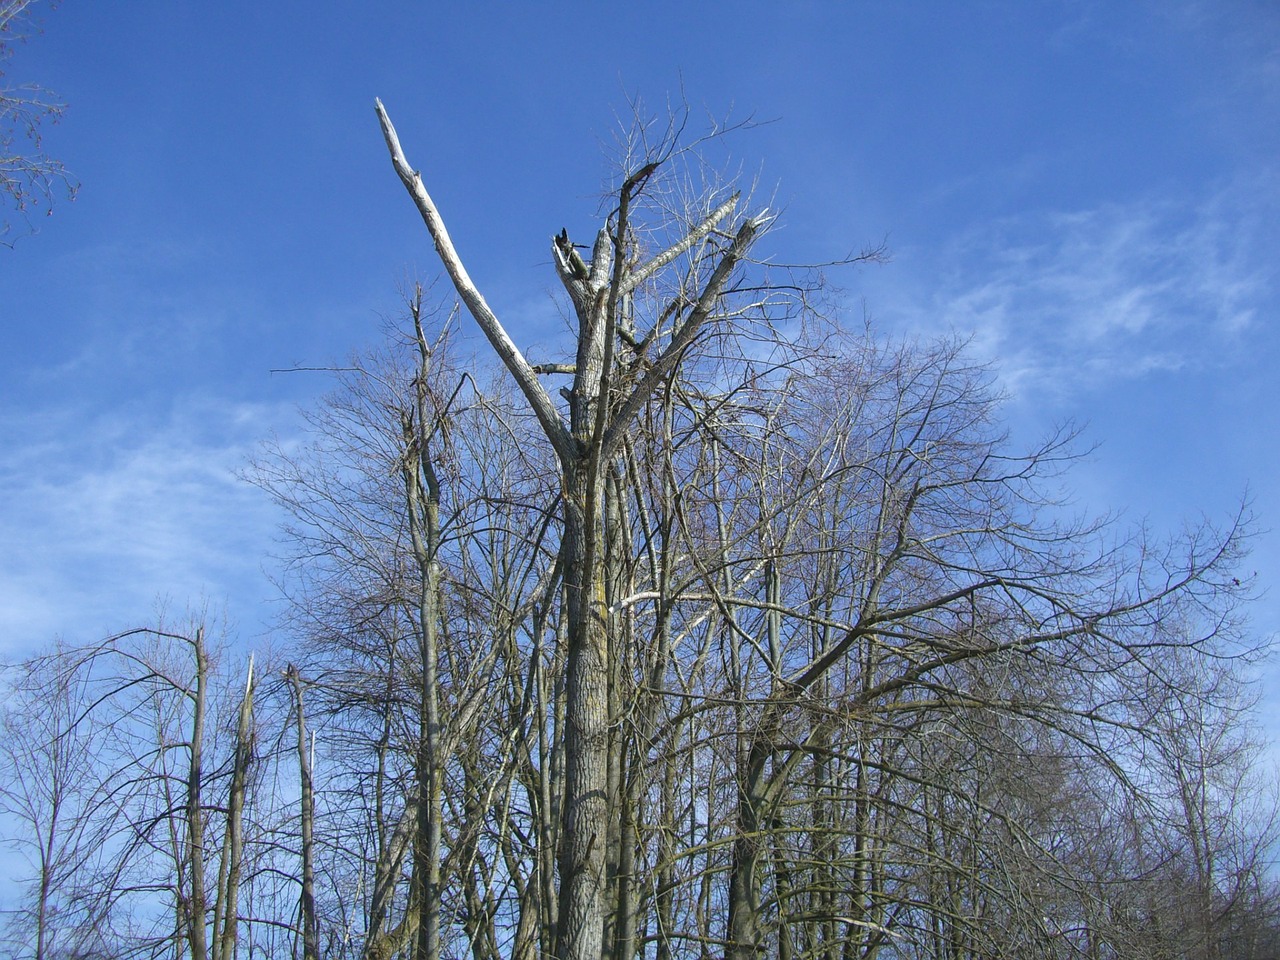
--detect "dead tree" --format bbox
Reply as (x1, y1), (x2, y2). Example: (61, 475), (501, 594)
(376, 98), (767, 960)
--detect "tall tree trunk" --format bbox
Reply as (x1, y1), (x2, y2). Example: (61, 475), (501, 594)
(556, 460), (611, 960)
(727, 738), (769, 960)
(185, 628), (210, 960)
(404, 296), (444, 960)
(213, 655), (255, 960)
(287, 664), (319, 960)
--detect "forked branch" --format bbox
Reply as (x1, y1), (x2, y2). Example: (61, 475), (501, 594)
(375, 98), (573, 461)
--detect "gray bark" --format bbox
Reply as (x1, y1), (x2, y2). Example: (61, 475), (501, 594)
(185, 628), (210, 960)
(287, 664), (319, 960)
(402, 301), (444, 960)
(213, 656), (255, 960)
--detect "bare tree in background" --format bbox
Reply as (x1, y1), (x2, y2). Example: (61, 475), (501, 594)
(250, 290), (543, 960)
(0, 0), (75, 240)
(0, 643), (113, 960)
(0, 622), (267, 960)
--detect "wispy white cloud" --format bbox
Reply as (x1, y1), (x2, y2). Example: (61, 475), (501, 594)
(874, 177), (1277, 402)
(0, 397), (294, 655)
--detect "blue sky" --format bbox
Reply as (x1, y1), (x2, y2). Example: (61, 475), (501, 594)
(2, 0), (1278, 696)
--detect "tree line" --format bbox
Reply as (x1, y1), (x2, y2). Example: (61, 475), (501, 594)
(2, 103), (1276, 960)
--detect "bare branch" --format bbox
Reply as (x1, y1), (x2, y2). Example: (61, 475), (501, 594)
(618, 192), (739, 297)
(601, 212), (769, 460)
(375, 98), (572, 461)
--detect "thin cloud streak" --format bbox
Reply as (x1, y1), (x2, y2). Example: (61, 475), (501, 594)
(873, 178), (1276, 402)
(0, 398), (291, 653)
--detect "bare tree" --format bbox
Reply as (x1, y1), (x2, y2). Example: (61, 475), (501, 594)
(286, 662), (319, 960)
(250, 290), (549, 960)
(0, 642), (113, 960)
(0, 622), (267, 960)
(1100, 650), (1280, 960)
(376, 98), (777, 960)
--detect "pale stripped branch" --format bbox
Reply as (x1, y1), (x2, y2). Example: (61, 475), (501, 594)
(375, 98), (572, 461)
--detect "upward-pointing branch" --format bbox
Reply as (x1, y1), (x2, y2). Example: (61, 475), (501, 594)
(601, 212), (768, 461)
(619, 193), (740, 297)
(375, 98), (573, 462)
